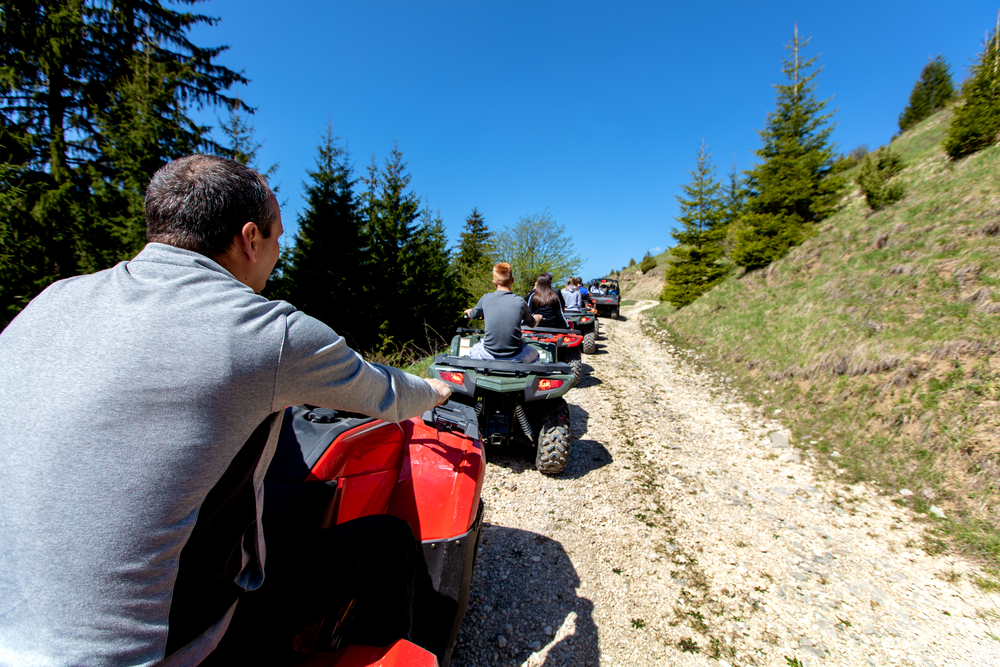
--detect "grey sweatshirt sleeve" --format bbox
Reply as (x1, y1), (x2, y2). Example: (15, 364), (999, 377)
(468, 294), (486, 319)
(272, 310), (439, 422)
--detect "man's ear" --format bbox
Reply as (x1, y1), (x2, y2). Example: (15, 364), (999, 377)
(236, 222), (260, 262)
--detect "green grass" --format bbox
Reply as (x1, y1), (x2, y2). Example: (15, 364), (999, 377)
(644, 106), (1000, 573)
(403, 353), (439, 378)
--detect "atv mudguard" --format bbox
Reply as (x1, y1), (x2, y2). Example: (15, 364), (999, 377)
(264, 402), (485, 667)
(294, 639), (438, 666)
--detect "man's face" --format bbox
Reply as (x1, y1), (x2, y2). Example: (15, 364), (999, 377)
(252, 195), (283, 292)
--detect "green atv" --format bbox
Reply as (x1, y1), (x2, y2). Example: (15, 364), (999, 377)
(429, 329), (575, 474)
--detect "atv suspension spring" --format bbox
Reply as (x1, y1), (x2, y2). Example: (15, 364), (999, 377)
(474, 399), (483, 416)
(515, 404), (533, 441)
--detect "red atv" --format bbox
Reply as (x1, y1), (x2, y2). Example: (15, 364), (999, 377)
(520, 326), (584, 386)
(563, 311), (598, 354)
(263, 401), (486, 667)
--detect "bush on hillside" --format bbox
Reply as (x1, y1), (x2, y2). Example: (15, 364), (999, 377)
(639, 252), (656, 272)
(945, 24), (1000, 160)
(857, 147), (906, 211)
(629, 257), (636, 267)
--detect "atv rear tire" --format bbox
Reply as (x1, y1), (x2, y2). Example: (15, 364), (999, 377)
(564, 347), (582, 386)
(535, 399), (571, 474)
(611, 306), (620, 320)
(583, 331), (596, 354)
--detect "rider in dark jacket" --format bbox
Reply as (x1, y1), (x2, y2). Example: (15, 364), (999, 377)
(525, 273), (568, 329)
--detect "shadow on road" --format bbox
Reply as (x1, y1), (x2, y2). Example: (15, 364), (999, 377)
(482, 404), (611, 479)
(451, 527), (598, 667)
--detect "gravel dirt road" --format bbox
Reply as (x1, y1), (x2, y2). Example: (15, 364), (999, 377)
(450, 300), (1000, 667)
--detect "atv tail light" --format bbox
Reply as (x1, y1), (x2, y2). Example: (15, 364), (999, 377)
(538, 378), (564, 391)
(581, 317), (592, 323)
(441, 371), (465, 385)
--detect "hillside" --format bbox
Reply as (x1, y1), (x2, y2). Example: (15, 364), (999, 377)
(611, 251), (672, 299)
(642, 107), (1000, 568)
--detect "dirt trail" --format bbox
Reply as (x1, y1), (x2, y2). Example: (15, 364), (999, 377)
(451, 300), (1000, 667)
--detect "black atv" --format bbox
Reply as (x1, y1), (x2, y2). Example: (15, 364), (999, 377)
(429, 329), (576, 474)
(588, 278), (621, 320)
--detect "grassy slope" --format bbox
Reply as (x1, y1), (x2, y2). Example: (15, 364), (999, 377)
(647, 107), (1000, 568)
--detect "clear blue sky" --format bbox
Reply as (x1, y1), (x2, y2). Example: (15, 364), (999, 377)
(188, 0), (996, 280)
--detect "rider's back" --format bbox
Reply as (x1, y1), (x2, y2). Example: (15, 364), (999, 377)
(0, 242), (433, 666)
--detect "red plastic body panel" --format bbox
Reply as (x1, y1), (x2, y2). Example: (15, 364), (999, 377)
(386, 418), (485, 542)
(334, 469), (398, 523)
(307, 422), (406, 481)
(293, 640), (439, 667)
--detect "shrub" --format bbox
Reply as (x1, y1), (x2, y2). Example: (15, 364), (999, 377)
(857, 147), (906, 211)
(639, 253), (656, 272)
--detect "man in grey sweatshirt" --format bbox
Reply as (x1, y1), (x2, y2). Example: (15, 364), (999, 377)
(0, 155), (451, 666)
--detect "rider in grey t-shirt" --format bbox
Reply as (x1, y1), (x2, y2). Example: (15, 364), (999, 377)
(464, 263), (541, 362)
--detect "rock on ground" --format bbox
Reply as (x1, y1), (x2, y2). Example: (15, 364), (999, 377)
(451, 301), (1000, 667)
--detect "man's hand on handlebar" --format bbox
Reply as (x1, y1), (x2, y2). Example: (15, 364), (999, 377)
(426, 378), (453, 406)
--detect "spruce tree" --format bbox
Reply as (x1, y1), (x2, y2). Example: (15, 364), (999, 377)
(945, 18), (1000, 160)
(721, 161), (745, 227)
(274, 125), (367, 346)
(360, 142), (460, 352)
(406, 209), (460, 347)
(898, 55), (954, 133)
(661, 141), (728, 308)
(0, 0), (246, 329)
(453, 207), (495, 307)
(732, 26), (842, 271)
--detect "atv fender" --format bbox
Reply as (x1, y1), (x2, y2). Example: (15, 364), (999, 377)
(294, 639), (439, 666)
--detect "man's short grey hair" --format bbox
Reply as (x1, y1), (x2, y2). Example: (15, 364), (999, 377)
(145, 155), (277, 256)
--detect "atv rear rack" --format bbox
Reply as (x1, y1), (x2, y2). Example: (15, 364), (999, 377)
(432, 353), (572, 376)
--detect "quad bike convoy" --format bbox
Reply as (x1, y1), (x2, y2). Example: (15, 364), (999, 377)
(588, 278), (621, 320)
(263, 400), (486, 666)
(429, 329), (575, 475)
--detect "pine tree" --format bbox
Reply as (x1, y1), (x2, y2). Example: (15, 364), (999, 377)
(220, 97), (279, 185)
(721, 160), (745, 227)
(732, 26), (842, 271)
(945, 17), (1000, 160)
(0, 0), (247, 329)
(898, 55), (955, 133)
(406, 209), (460, 348)
(639, 252), (656, 273)
(661, 141), (728, 308)
(453, 207), (495, 307)
(360, 142), (461, 352)
(273, 125), (367, 345)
